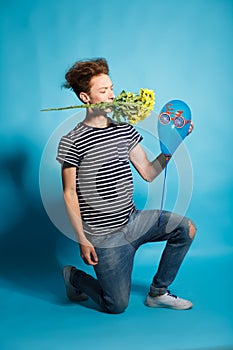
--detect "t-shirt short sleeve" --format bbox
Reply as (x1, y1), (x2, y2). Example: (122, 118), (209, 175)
(127, 125), (143, 152)
(56, 135), (79, 167)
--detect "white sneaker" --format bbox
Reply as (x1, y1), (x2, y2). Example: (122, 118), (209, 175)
(145, 291), (193, 310)
(63, 265), (88, 302)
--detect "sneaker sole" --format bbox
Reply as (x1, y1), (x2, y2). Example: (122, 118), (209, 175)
(145, 296), (193, 310)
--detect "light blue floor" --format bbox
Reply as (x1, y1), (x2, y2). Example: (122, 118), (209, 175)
(0, 204), (232, 350)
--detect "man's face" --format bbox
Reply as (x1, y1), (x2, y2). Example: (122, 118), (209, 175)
(88, 74), (115, 104)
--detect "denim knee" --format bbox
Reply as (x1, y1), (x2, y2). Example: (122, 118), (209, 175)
(188, 219), (197, 240)
(103, 299), (128, 314)
(184, 218), (197, 241)
(170, 217), (196, 244)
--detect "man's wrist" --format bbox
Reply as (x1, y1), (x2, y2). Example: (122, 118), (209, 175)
(163, 154), (172, 161)
(154, 153), (171, 171)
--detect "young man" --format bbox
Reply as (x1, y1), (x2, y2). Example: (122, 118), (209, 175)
(57, 58), (196, 314)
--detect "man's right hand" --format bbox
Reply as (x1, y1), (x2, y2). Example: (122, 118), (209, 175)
(79, 241), (98, 266)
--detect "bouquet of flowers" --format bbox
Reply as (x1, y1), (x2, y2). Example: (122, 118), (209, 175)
(41, 88), (155, 125)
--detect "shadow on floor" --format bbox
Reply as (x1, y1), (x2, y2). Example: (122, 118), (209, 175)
(0, 148), (85, 305)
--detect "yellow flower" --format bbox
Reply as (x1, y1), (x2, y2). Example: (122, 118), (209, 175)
(111, 88), (155, 124)
(128, 88), (155, 122)
(41, 87), (155, 125)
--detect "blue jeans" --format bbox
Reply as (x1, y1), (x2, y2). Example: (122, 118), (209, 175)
(71, 210), (196, 314)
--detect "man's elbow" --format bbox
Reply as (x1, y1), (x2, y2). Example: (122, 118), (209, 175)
(134, 163), (157, 183)
(145, 176), (154, 183)
(140, 172), (153, 183)
(63, 188), (77, 202)
(141, 168), (160, 182)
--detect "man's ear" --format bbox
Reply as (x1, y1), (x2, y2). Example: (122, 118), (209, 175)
(79, 92), (90, 104)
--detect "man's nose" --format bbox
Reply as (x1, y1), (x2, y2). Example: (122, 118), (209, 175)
(109, 90), (115, 100)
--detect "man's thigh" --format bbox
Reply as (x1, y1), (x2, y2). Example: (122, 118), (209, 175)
(125, 210), (191, 247)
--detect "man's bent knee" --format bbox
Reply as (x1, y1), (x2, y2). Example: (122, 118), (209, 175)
(188, 221), (197, 240)
(108, 305), (127, 314)
(104, 300), (128, 314)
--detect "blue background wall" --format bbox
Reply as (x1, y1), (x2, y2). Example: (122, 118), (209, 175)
(0, 1), (232, 349)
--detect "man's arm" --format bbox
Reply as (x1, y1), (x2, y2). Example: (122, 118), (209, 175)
(62, 167), (98, 265)
(129, 143), (171, 182)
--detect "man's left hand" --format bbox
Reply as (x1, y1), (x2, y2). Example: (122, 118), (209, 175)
(187, 122), (194, 136)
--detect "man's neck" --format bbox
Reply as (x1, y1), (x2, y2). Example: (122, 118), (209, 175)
(83, 112), (109, 128)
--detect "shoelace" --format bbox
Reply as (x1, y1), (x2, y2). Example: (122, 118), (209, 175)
(167, 290), (177, 299)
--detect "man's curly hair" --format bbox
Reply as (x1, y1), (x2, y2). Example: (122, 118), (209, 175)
(63, 58), (109, 101)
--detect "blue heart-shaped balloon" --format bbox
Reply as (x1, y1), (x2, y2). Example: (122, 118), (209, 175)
(158, 100), (192, 155)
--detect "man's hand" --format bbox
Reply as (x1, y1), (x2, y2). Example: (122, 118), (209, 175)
(79, 241), (98, 266)
(187, 122), (194, 136)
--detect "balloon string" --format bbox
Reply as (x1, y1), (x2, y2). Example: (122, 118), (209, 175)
(158, 159), (169, 227)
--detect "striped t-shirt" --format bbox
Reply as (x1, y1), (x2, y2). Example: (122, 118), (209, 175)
(56, 120), (143, 235)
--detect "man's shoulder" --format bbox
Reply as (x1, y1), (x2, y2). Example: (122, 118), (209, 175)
(60, 122), (87, 142)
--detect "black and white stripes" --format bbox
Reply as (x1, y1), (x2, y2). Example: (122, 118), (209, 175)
(57, 121), (143, 235)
